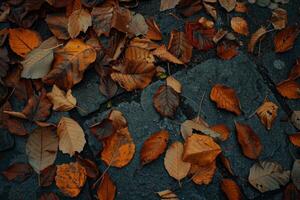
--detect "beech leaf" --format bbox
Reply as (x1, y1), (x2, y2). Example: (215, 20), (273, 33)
(68, 8), (92, 39)
(256, 100), (278, 130)
(291, 160), (300, 190)
(219, 0), (236, 12)
(220, 179), (243, 200)
(97, 173), (116, 200)
(47, 84), (76, 111)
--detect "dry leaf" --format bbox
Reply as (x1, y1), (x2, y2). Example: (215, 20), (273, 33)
(180, 120), (221, 140)
(166, 76), (182, 93)
(256, 100), (278, 130)
(97, 173), (116, 200)
(76, 155), (99, 179)
(220, 154), (235, 175)
(39, 192), (59, 200)
(26, 127), (58, 173)
(274, 26), (300, 53)
(271, 8), (287, 30)
(157, 190), (179, 200)
(291, 111), (300, 130)
(68, 8), (92, 38)
(160, 0), (180, 11)
(125, 46), (155, 63)
(210, 124), (230, 141)
(220, 179), (243, 200)
(90, 119), (115, 141)
(146, 18), (162, 41)
(291, 160), (300, 190)
(153, 84), (180, 118)
(47, 85), (76, 111)
(219, 0), (236, 12)
(231, 17), (249, 36)
(203, 2), (217, 20)
(55, 162), (87, 197)
(128, 13), (148, 36)
(2, 163), (33, 182)
(288, 58), (300, 80)
(9, 28), (41, 57)
(277, 80), (300, 99)
(57, 117), (86, 156)
(168, 30), (193, 64)
(217, 40), (239, 60)
(152, 45), (184, 65)
(283, 183), (300, 200)
(164, 141), (191, 181)
(140, 130), (169, 166)
(235, 122), (262, 159)
(189, 161), (216, 185)
(91, 5), (114, 37)
(248, 26), (267, 53)
(235, 2), (247, 13)
(183, 134), (222, 166)
(289, 133), (300, 147)
(210, 84), (241, 115)
(40, 165), (57, 187)
(46, 13), (70, 40)
(248, 161), (290, 193)
(101, 127), (135, 168)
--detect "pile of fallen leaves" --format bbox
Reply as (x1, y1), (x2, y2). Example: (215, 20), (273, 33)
(0, 0), (300, 199)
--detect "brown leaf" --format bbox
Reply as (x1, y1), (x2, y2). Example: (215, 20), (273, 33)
(153, 84), (180, 118)
(203, 2), (217, 20)
(157, 190), (179, 200)
(283, 183), (300, 200)
(288, 58), (300, 80)
(210, 84), (241, 115)
(274, 26), (300, 53)
(219, 0), (236, 12)
(166, 76), (182, 93)
(220, 154), (235, 175)
(271, 8), (287, 30)
(289, 133), (300, 147)
(2, 163), (33, 182)
(125, 46), (155, 63)
(160, 0), (180, 11)
(39, 192), (60, 200)
(291, 111), (300, 130)
(146, 18), (162, 41)
(152, 45), (184, 65)
(45, 13), (70, 40)
(248, 26), (267, 53)
(235, 122), (262, 159)
(90, 118), (116, 141)
(183, 134), (222, 166)
(97, 173), (116, 200)
(140, 130), (169, 166)
(55, 162), (87, 197)
(9, 28), (41, 57)
(76, 155), (99, 179)
(111, 59), (155, 91)
(177, 0), (202, 17)
(277, 80), (300, 99)
(164, 141), (191, 181)
(292, 160), (300, 190)
(47, 84), (76, 111)
(231, 17), (249, 36)
(128, 13), (148, 36)
(256, 100), (278, 130)
(220, 179), (243, 200)
(40, 165), (57, 187)
(189, 161), (216, 185)
(217, 40), (239, 60)
(168, 30), (193, 64)
(57, 117), (86, 156)
(180, 120), (221, 140)
(210, 124), (230, 141)
(234, 2), (247, 13)
(68, 8), (92, 38)
(95, 66), (118, 99)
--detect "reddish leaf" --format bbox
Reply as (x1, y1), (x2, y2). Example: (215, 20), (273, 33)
(288, 58), (300, 80)
(40, 165), (57, 187)
(289, 133), (300, 147)
(274, 26), (300, 53)
(97, 173), (116, 200)
(76, 155), (99, 179)
(2, 163), (33, 182)
(39, 192), (60, 200)
(217, 40), (239, 60)
(283, 183), (300, 200)
(90, 118), (116, 141)
(277, 80), (300, 99)
(220, 179), (243, 200)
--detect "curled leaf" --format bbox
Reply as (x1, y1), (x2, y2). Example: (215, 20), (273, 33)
(256, 100), (278, 130)
(47, 85), (76, 111)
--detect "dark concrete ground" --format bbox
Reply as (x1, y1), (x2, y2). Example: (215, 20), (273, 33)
(1, 0), (300, 199)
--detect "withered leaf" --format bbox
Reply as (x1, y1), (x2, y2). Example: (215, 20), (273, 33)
(45, 13), (70, 40)
(219, 0), (236, 12)
(157, 190), (179, 200)
(274, 26), (300, 53)
(210, 124), (230, 141)
(55, 162), (87, 197)
(231, 17), (249, 36)
(217, 40), (239, 60)
(220, 179), (243, 200)
(153, 84), (180, 118)
(166, 76), (181, 94)
(277, 80), (300, 99)
(90, 118), (115, 141)
(283, 183), (300, 200)
(76, 155), (99, 179)
(97, 173), (116, 200)
(146, 18), (162, 41)
(160, 0), (180, 11)
(40, 165), (57, 187)
(220, 154), (235, 175)
(271, 8), (288, 30)
(292, 160), (300, 190)
(180, 120), (221, 140)
(39, 192), (59, 200)
(289, 133), (300, 147)
(152, 45), (184, 65)
(140, 130), (169, 166)
(47, 84), (76, 111)
(291, 111), (300, 130)
(189, 161), (216, 185)
(288, 58), (300, 80)
(203, 2), (217, 20)
(128, 13), (148, 36)
(235, 122), (262, 159)
(2, 163), (32, 182)
(210, 84), (241, 115)
(68, 8), (92, 39)
(248, 26), (267, 53)
(256, 100), (278, 130)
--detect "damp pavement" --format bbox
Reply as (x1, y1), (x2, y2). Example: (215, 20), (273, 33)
(1, 0), (300, 200)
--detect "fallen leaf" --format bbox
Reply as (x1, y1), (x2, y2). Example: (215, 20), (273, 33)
(146, 18), (162, 41)
(217, 40), (239, 60)
(291, 111), (300, 130)
(203, 2), (217, 20)
(288, 58), (300, 80)
(235, 122), (262, 159)
(220, 154), (235, 175)
(111, 59), (155, 91)
(157, 190), (179, 200)
(235, 2), (247, 13)
(291, 160), (300, 190)
(47, 84), (76, 111)
(128, 37), (160, 50)
(220, 179), (243, 200)
(164, 141), (191, 181)
(97, 173), (116, 200)
(289, 133), (300, 147)
(91, 4), (115, 37)
(55, 162), (87, 197)
(231, 17), (249, 36)
(140, 130), (169, 166)
(125, 46), (155, 63)
(198, 17), (214, 29)
(219, 0), (236, 12)
(39, 192), (59, 200)
(248, 26), (267, 53)
(76, 155), (99, 179)
(213, 28), (228, 43)
(248, 161), (290, 193)
(90, 119), (115, 141)
(152, 45), (184, 65)
(128, 13), (148, 36)
(40, 165), (57, 187)
(160, 0), (180, 11)
(68, 8), (92, 38)
(271, 8), (287, 30)
(2, 163), (33, 182)
(283, 183), (300, 200)
(210, 124), (230, 141)
(277, 80), (300, 99)
(153, 84), (180, 118)
(108, 109), (128, 130)
(180, 120), (221, 140)
(256, 100), (278, 130)
(274, 26), (300, 53)
(9, 28), (41, 57)
(57, 117), (86, 156)
(166, 76), (182, 94)
(21, 37), (58, 79)
(183, 134), (222, 165)
(26, 127), (58, 173)
(45, 13), (70, 40)
(189, 161), (216, 185)
(168, 30), (193, 64)
(177, 0), (202, 17)
(210, 84), (241, 115)
(101, 127), (135, 167)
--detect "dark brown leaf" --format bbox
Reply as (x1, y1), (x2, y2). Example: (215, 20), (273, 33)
(2, 163), (33, 182)
(40, 165), (57, 187)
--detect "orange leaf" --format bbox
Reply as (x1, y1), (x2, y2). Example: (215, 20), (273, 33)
(146, 18), (162, 41)
(271, 8), (287, 30)
(9, 28), (41, 57)
(210, 124), (230, 141)
(231, 17), (249, 36)
(274, 25), (300, 53)
(189, 161), (216, 185)
(220, 179), (243, 200)
(248, 26), (267, 53)
(217, 40), (239, 60)
(235, 122), (262, 159)
(256, 100), (278, 130)
(210, 84), (241, 115)
(288, 58), (300, 80)
(220, 154), (235, 175)
(140, 130), (169, 166)
(97, 173), (116, 200)
(289, 133), (300, 147)
(183, 134), (221, 166)
(55, 162), (87, 197)
(152, 45), (184, 65)
(276, 79), (300, 99)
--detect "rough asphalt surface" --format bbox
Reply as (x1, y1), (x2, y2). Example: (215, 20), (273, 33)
(0, 0), (300, 199)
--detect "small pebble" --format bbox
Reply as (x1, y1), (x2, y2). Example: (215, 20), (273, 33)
(273, 59), (285, 70)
